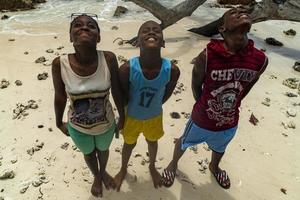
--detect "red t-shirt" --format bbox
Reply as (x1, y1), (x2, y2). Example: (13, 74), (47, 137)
(192, 39), (267, 131)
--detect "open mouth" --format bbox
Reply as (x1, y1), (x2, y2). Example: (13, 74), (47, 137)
(237, 13), (250, 19)
(145, 36), (157, 42)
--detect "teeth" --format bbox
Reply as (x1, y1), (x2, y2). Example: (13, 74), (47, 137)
(147, 37), (156, 41)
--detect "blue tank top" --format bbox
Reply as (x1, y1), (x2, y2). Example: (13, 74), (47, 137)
(127, 57), (171, 120)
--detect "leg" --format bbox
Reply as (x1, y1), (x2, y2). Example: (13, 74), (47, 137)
(83, 150), (103, 197)
(114, 142), (136, 191)
(146, 139), (161, 188)
(96, 149), (116, 190)
(209, 150), (230, 189)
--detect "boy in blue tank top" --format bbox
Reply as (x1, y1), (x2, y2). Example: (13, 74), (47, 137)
(114, 21), (180, 190)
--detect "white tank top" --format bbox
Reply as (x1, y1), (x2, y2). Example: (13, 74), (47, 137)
(60, 51), (115, 135)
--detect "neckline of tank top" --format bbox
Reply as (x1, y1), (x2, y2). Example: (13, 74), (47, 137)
(66, 51), (103, 79)
(136, 57), (167, 82)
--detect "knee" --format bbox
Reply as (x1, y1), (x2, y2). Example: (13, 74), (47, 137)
(84, 149), (97, 159)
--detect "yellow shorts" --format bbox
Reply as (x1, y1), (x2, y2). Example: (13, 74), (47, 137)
(122, 114), (164, 144)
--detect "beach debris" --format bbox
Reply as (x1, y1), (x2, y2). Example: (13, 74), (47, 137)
(261, 97), (271, 106)
(114, 147), (121, 153)
(170, 112), (181, 119)
(293, 61), (300, 72)
(57, 46), (64, 50)
(269, 75), (277, 79)
(283, 29), (296, 36)
(20, 183), (29, 194)
(280, 188), (287, 194)
(54, 36), (58, 39)
(140, 158), (148, 166)
(189, 145), (198, 154)
(134, 153), (142, 158)
(46, 49), (54, 53)
(37, 72), (48, 80)
(171, 59), (179, 65)
(0, 79), (10, 89)
(282, 121), (296, 129)
(117, 55), (128, 63)
(282, 78), (299, 89)
(173, 82), (185, 95)
(43, 61), (52, 66)
(11, 158), (17, 164)
(197, 158), (209, 174)
(1, 15), (9, 20)
(113, 37), (129, 46)
(113, 6), (128, 17)
(27, 140), (44, 156)
(286, 108), (297, 117)
(0, 169), (15, 179)
(24, 51), (29, 55)
(181, 111), (191, 119)
(249, 113), (259, 125)
(35, 56), (46, 63)
(12, 100), (38, 119)
(260, 47), (266, 52)
(8, 38), (15, 42)
(60, 142), (69, 150)
(48, 127), (53, 132)
(282, 133), (288, 137)
(37, 125), (44, 128)
(111, 26), (119, 30)
(14, 80), (22, 86)
(285, 92), (297, 97)
(265, 37), (283, 46)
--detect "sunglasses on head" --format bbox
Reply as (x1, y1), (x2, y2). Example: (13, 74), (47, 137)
(70, 13), (98, 21)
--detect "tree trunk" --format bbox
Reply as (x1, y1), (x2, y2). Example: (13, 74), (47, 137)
(189, 0), (300, 37)
(124, 0), (206, 45)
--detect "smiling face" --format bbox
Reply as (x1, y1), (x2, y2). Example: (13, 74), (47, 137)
(137, 21), (164, 50)
(219, 8), (252, 34)
(70, 16), (100, 47)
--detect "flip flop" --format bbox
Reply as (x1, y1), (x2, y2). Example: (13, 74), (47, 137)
(161, 169), (175, 188)
(213, 170), (231, 189)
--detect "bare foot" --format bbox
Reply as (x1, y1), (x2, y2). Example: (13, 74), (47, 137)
(91, 177), (103, 197)
(149, 166), (162, 188)
(103, 171), (116, 190)
(114, 168), (127, 191)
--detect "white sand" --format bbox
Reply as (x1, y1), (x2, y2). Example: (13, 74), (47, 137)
(0, 13), (300, 200)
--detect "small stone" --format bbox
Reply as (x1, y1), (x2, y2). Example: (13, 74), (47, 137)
(0, 189), (3, 192)
(24, 51), (29, 55)
(282, 78), (299, 89)
(285, 92), (297, 97)
(14, 80), (22, 86)
(113, 6), (128, 17)
(54, 36), (58, 39)
(293, 61), (300, 72)
(48, 128), (53, 132)
(46, 49), (54, 53)
(280, 188), (287, 194)
(8, 38), (15, 42)
(35, 56), (46, 63)
(37, 125), (44, 128)
(111, 26), (119, 30)
(265, 37), (283, 46)
(60, 142), (69, 150)
(141, 158), (146, 166)
(0, 169), (15, 179)
(0, 79), (10, 89)
(261, 97), (271, 106)
(37, 72), (48, 80)
(1, 15), (9, 20)
(114, 147), (121, 153)
(134, 153), (142, 158)
(287, 121), (296, 129)
(11, 158), (17, 164)
(170, 112), (181, 119)
(20, 185), (29, 194)
(249, 113), (259, 126)
(283, 29), (296, 36)
(282, 133), (288, 137)
(286, 108), (297, 117)
(57, 46), (64, 50)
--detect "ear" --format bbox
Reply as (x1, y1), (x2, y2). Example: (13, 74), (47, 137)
(97, 34), (101, 43)
(218, 25), (226, 35)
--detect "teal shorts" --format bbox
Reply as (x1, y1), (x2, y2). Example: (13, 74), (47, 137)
(67, 122), (116, 155)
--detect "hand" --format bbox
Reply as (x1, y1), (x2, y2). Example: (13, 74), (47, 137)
(58, 122), (70, 137)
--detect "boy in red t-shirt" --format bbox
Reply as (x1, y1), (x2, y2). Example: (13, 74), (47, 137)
(161, 8), (268, 189)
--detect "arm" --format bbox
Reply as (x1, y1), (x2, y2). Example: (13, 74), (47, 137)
(51, 57), (69, 136)
(162, 63), (180, 104)
(104, 51), (126, 130)
(191, 51), (206, 101)
(241, 57), (269, 99)
(118, 62), (130, 106)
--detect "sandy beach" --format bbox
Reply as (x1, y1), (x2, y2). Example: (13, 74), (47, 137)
(0, 2), (300, 200)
